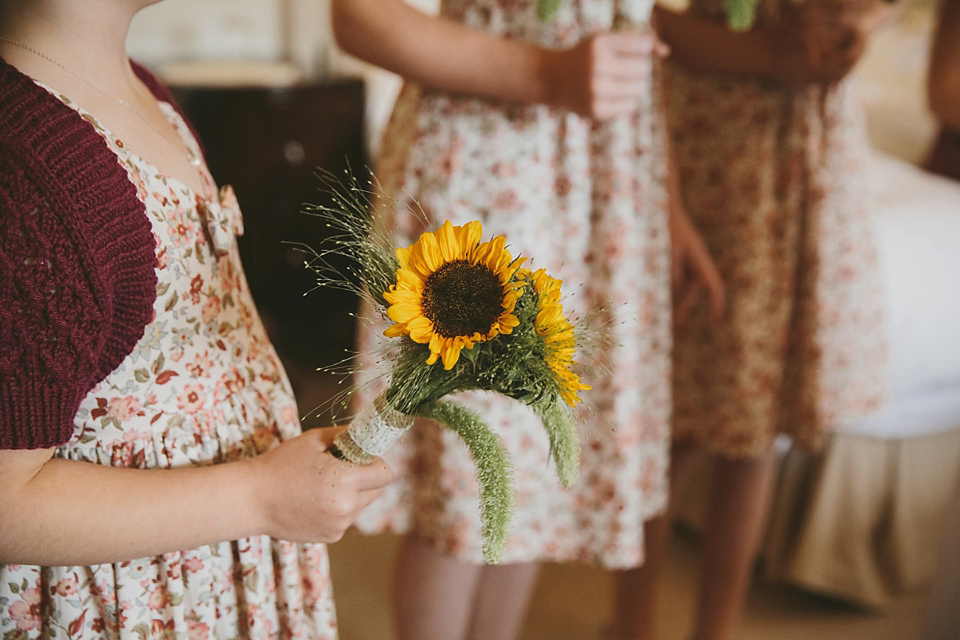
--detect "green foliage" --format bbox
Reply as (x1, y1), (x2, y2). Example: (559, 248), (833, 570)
(419, 400), (515, 563)
(723, 0), (761, 31)
(536, 0), (564, 22)
(536, 402), (580, 488)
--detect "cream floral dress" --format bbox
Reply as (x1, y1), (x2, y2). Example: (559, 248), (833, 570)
(352, 0), (672, 569)
(0, 87), (338, 639)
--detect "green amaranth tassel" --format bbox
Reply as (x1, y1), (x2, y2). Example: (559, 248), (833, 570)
(419, 399), (515, 564)
(536, 402), (580, 488)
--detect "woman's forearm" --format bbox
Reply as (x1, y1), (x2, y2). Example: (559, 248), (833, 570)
(653, 5), (779, 79)
(331, 0), (549, 105)
(0, 427), (388, 566)
(0, 448), (264, 566)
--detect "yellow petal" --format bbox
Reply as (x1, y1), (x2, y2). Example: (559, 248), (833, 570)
(396, 268), (426, 290)
(457, 220), (483, 252)
(395, 246), (412, 269)
(384, 324), (406, 338)
(429, 333), (444, 354)
(499, 313), (520, 328)
(387, 303), (422, 323)
(407, 316), (434, 343)
(436, 220), (460, 262)
(418, 230), (443, 272)
(441, 345), (461, 370)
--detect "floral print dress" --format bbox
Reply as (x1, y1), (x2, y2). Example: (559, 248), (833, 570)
(666, 0), (888, 458)
(0, 88), (338, 639)
(351, 0), (672, 569)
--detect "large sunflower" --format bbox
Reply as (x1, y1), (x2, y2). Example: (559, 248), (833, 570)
(523, 268), (591, 407)
(383, 220), (525, 370)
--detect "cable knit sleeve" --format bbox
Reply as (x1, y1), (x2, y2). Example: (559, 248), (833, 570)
(0, 149), (107, 448)
(0, 58), (160, 449)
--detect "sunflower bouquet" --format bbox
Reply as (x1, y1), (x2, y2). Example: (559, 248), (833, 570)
(298, 181), (592, 563)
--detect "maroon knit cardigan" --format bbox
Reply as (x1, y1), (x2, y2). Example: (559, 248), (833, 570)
(0, 57), (194, 449)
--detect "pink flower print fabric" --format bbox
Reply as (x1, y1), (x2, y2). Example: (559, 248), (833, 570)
(0, 90), (338, 638)
(666, 0), (888, 457)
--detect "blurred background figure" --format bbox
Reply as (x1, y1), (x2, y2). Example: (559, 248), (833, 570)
(327, 1), (723, 639)
(620, 1), (898, 639)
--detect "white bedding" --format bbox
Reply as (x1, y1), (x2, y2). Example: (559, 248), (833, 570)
(841, 154), (960, 438)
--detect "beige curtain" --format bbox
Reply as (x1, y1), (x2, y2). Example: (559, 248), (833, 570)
(676, 428), (960, 610)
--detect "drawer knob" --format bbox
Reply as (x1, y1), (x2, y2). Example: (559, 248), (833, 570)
(283, 140), (306, 166)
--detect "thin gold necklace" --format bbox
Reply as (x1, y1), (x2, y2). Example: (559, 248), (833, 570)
(0, 36), (212, 198)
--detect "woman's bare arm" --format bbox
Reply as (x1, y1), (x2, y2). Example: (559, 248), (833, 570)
(0, 427), (392, 566)
(331, 0), (666, 120)
(653, 2), (875, 87)
(653, 4), (784, 79)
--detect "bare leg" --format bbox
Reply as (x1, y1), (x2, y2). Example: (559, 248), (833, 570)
(611, 443), (702, 640)
(393, 535), (484, 640)
(465, 561), (541, 640)
(693, 449), (779, 640)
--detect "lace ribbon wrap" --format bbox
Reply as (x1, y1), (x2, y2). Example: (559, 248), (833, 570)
(332, 393), (414, 464)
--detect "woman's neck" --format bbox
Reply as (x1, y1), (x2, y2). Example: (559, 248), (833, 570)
(0, 0), (148, 93)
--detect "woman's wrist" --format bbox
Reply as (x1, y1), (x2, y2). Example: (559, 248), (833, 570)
(225, 454), (274, 539)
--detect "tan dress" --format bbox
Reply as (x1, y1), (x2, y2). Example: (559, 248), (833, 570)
(667, 0), (888, 458)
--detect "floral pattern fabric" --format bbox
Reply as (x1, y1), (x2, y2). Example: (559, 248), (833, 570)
(351, 0), (672, 569)
(0, 89), (338, 639)
(666, 0), (888, 458)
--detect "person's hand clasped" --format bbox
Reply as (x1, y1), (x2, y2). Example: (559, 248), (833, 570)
(541, 30), (670, 120)
(774, 0), (871, 87)
(249, 427), (393, 544)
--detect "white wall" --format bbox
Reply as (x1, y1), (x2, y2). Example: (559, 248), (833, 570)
(127, 0), (332, 76)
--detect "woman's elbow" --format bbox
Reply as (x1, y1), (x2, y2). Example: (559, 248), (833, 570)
(329, 0), (375, 57)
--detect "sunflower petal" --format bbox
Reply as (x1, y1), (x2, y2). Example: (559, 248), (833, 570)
(395, 246), (412, 269)
(436, 220), (460, 262)
(407, 316), (434, 343)
(384, 324), (407, 338)
(418, 230), (443, 272)
(387, 303), (422, 323)
(457, 220), (483, 252)
(441, 344), (461, 370)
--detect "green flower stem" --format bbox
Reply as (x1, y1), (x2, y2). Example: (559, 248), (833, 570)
(536, 402), (580, 488)
(418, 399), (515, 564)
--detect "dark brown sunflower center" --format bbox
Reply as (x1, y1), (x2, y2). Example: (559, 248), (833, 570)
(421, 260), (505, 338)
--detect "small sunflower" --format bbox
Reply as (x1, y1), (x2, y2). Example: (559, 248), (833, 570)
(384, 220), (526, 370)
(522, 268), (591, 406)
